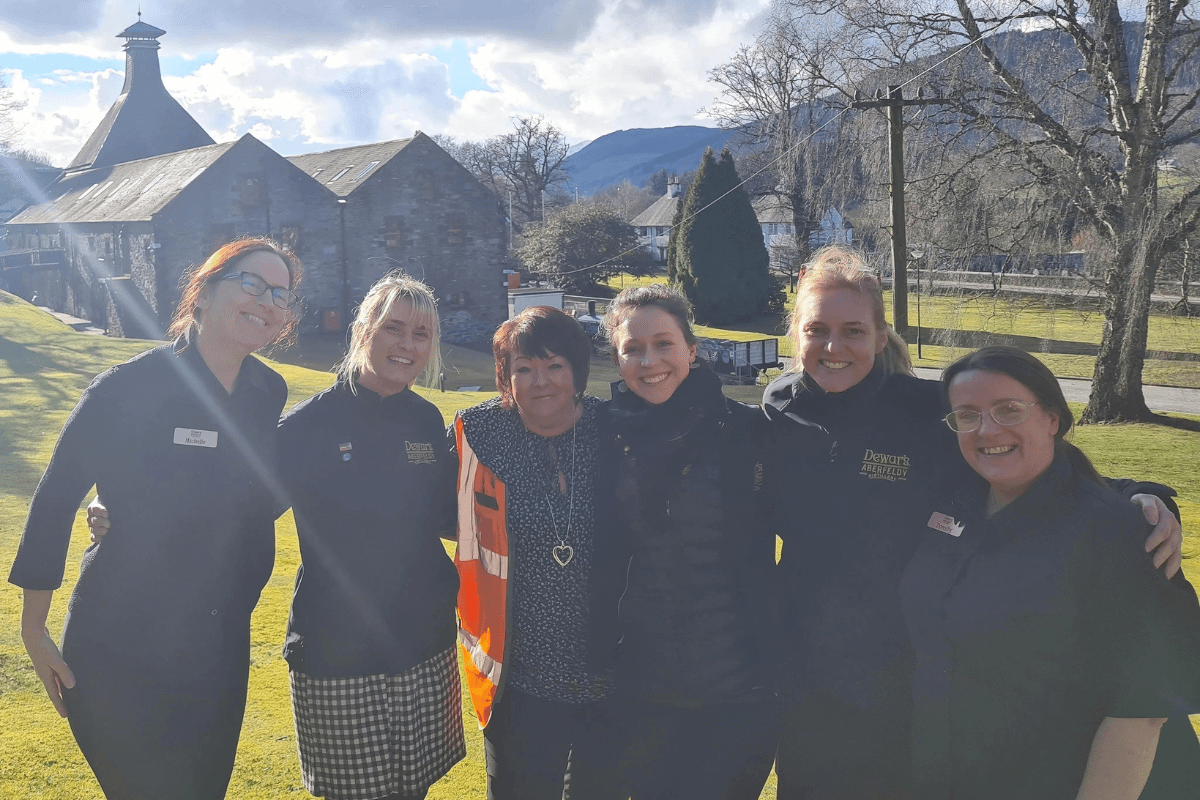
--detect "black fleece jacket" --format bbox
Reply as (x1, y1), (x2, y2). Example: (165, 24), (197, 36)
(607, 362), (777, 707)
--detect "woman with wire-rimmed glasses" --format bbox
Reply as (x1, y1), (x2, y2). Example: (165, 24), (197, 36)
(762, 246), (1187, 800)
(9, 237), (301, 800)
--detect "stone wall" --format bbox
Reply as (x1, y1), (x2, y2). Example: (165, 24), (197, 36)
(337, 134), (510, 343)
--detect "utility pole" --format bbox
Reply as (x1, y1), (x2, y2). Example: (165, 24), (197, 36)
(851, 85), (944, 336)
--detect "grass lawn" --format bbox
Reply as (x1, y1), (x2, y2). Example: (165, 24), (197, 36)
(1, 290), (1196, 798)
(601, 274), (1200, 386)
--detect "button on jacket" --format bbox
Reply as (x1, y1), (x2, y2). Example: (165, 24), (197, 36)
(279, 381), (459, 678)
(9, 341), (286, 663)
(901, 454), (1200, 800)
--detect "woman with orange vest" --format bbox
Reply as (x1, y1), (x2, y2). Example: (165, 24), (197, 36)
(450, 306), (624, 800)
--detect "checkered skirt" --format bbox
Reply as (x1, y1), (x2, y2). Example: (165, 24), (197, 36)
(290, 648), (466, 799)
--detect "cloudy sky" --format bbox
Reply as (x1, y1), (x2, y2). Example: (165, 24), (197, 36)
(0, 0), (771, 167)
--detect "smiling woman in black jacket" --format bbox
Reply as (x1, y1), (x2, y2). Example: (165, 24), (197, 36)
(603, 285), (780, 800)
(763, 246), (1189, 800)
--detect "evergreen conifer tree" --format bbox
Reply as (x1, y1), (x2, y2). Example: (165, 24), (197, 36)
(668, 147), (772, 323)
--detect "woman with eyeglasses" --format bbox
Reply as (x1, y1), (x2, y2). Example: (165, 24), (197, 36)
(8, 237), (301, 800)
(761, 246), (1187, 800)
(900, 346), (1200, 800)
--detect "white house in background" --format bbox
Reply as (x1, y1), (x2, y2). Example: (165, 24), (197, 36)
(630, 175), (682, 262)
(752, 195), (855, 262)
(811, 207), (854, 248)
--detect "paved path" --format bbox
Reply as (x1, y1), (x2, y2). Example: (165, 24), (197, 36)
(913, 367), (1200, 415)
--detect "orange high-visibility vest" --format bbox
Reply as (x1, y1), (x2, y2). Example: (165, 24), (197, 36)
(453, 415), (511, 729)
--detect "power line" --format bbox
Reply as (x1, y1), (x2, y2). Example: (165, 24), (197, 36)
(540, 32), (986, 279)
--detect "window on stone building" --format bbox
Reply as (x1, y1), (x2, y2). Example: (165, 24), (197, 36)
(418, 175), (435, 202)
(446, 291), (469, 308)
(206, 223), (237, 256)
(142, 174), (165, 194)
(239, 178), (265, 208)
(385, 216), (405, 252)
(311, 169), (324, 179)
(448, 217), (464, 246)
(281, 226), (301, 253)
(331, 167), (353, 181)
(355, 161), (380, 181)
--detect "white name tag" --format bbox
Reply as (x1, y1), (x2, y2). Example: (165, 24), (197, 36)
(174, 427), (218, 448)
(928, 511), (965, 537)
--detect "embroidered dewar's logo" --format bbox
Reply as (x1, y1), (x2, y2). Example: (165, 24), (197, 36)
(859, 449), (910, 482)
(406, 441), (436, 465)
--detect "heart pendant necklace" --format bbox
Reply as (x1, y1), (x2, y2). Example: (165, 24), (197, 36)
(545, 419), (577, 567)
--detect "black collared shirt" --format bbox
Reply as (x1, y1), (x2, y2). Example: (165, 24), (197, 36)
(9, 341), (287, 664)
(279, 381), (458, 677)
(901, 454), (1200, 800)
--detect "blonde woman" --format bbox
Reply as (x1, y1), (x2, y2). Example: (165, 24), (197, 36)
(279, 271), (464, 800)
(88, 271), (463, 800)
(762, 246), (1186, 799)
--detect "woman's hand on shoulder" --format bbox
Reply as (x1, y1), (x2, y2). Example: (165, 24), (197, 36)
(85, 497), (110, 543)
(1131, 494), (1182, 578)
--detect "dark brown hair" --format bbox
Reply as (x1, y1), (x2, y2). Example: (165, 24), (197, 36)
(602, 284), (697, 353)
(941, 346), (1102, 484)
(493, 305), (591, 409)
(168, 236), (302, 347)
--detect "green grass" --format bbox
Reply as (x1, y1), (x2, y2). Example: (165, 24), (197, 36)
(1, 290), (1196, 798)
(602, 273), (1200, 385)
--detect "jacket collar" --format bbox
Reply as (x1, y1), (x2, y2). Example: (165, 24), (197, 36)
(763, 363), (889, 428)
(609, 358), (728, 438)
(172, 335), (271, 396)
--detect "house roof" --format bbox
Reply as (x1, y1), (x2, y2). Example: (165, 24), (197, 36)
(286, 138), (415, 197)
(752, 194), (792, 225)
(630, 194), (680, 227)
(9, 140), (237, 225)
(66, 20), (214, 173)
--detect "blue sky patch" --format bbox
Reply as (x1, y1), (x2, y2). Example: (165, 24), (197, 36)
(427, 40), (492, 98)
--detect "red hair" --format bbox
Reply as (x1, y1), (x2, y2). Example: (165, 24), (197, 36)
(168, 236), (302, 346)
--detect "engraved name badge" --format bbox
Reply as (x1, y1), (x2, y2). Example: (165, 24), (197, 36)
(174, 427), (218, 448)
(928, 511), (965, 537)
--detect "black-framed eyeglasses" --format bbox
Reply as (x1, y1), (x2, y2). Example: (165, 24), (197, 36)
(943, 400), (1040, 433)
(220, 270), (299, 310)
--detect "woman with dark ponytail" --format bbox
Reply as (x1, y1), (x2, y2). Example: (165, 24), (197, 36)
(899, 346), (1200, 800)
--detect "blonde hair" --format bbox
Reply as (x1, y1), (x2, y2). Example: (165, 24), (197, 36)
(787, 245), (913, 376)
(336, 271), (442, 390)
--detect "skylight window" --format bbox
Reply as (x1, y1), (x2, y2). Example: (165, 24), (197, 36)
(355, 161), (380, 180)
(311, 168), (324, 178)
(78, 183), (101, 200)
(91, 181), (115, 199)
(330, 166), (353, 181)
(142, 174), (165, 193)
(110, 178), (131, 197)
(182, 167), (206, 186)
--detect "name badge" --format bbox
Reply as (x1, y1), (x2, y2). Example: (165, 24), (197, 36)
(174, 427), (218, 448)
(928, 511), (965, 537)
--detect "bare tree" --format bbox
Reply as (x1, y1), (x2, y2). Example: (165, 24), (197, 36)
(433, 116), (571, 224)
(779, 0), (1200, 422)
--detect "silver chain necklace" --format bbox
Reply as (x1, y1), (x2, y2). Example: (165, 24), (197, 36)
(544, 419), (577, 567)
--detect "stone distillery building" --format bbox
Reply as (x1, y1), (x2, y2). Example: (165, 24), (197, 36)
(2, 17), (508, 342)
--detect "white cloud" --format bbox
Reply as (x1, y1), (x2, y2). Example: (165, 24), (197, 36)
(2, 0), (773, 167)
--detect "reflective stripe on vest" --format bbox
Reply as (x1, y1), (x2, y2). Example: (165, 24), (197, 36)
(454, 416), (510, 729)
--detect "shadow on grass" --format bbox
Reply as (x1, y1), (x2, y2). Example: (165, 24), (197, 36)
(1149, 413), (1200, 432)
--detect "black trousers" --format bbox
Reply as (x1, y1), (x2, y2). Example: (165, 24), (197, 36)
(773, 690), (912, 800)
(62, 637), (250, 800)
(612, 695), (781, 800)
(483, 688), (622, 800)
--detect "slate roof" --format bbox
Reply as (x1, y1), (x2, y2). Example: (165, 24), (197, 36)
(9, 141), (237, 225)
(286, 138), (416, 197)
(752, 194), (793, 225)
(630, 193), (680, 227)
(65, 20), (214, 173)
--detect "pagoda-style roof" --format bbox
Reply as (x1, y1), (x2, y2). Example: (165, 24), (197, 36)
(118, 19), (166, 38)
(65, 18), (213, 173)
